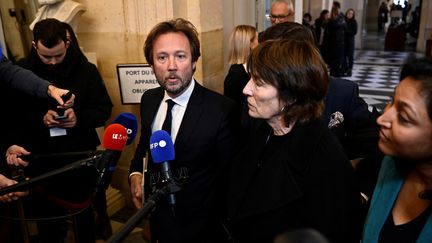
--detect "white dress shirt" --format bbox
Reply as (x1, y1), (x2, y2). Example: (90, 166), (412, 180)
(151, 79), (195, 143)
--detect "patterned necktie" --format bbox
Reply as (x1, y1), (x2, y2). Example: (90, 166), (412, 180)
(161, 99), (176, 135)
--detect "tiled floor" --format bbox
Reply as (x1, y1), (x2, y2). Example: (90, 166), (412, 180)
(342, 31), (423, 111)
(345, 50), (422, 111)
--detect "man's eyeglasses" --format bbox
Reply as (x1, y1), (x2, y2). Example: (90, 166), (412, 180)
(269, 13), (292, 21)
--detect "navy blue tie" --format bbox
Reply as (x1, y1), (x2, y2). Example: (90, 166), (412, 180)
(161, 99), (176, 135)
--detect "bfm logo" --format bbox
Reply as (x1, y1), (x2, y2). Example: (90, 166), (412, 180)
(150, 139), (167, 150)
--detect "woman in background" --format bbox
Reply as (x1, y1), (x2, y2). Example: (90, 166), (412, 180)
(322, 6), (346, 77)
(362, 57), (432, 243)
(224, 25), (258, 111)
(314, 9), (329, 52)
(343, 8), (357, 77)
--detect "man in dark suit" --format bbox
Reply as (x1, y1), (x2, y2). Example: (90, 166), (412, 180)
(129, 18), (238, 243)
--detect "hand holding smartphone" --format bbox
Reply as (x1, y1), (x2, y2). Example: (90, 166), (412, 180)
(54, 92), (72, 120)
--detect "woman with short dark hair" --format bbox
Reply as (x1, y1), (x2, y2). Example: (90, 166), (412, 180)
(226, 39), (361, 243)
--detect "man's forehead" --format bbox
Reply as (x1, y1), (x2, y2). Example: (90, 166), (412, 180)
(271, 2), (289, 14)
(154, 32), (191, 51)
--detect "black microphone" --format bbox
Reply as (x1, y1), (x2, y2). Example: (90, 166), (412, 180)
(18, 150), (103, 161)
(149, 130), (176, 207)
(95, 113), (139, 188)
(94, 124), (128, 190)
(104, 130), (177, 243)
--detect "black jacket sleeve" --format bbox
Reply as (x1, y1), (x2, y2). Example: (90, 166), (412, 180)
(0, 56), (50, 98)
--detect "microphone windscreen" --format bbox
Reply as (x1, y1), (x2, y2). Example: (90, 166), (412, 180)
(112, 113), (138, 145)
(149, 130), (175, 163)
(102, 124), (128, 151)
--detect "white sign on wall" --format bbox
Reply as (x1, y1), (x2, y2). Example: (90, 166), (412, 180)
(117, 64), (160, 104)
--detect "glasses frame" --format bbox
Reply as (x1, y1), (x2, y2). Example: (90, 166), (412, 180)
(269, 13), (292, 21)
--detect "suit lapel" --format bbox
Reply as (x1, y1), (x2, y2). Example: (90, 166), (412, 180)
(142, 88), (164, 129)
(174, 82), (205, 146)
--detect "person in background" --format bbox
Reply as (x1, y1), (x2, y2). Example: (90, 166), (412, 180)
(226, 39), (361, 243)
(302, 13), (313, 28)
(343, 8), (358, 77)
(6, 18), (112, 243)
(0, 45), (74, 242)
(302, 12), (316, 43)
(129, 18), (238, 243)
(224, 25), (258, 113)
(332, 1), (344, 18)
(378, 1), (389, 34)
(0, 48), (74, 107)
(0, 44), (74, 201)
(322, 6), (346, 77)
(362, 57), (432, 243)
(269, 0), (294, 25)
(61, 21), (114, 241)
(314, 9), (330, 52)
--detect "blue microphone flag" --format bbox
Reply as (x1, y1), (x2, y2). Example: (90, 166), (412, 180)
(149, 130), (175, 163)
(112, 113), (138, 145)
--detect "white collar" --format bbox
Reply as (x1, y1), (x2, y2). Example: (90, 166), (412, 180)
(163, 78), (195, 107)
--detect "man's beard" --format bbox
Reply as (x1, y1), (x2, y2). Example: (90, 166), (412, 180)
(157, 71), (192, 96)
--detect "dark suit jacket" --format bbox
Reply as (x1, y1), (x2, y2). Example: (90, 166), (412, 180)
(130, 81), (238, 243)
(323, 77), (369, 132)
(227, 120), (361, 243)
(324, 77), (380, 159)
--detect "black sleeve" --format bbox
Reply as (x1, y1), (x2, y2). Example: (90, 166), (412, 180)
(0, 56), (50, 98)
(74, 63), (113, 129)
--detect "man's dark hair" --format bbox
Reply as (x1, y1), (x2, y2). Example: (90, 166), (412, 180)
(259, 21), (315, 45)
(144, 18), (201, 66)
(33, 18), (68, 48)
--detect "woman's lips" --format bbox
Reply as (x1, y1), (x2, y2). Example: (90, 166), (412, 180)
(379, 130), (389, 142)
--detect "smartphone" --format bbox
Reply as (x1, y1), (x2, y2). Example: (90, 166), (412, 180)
(54, 115), (67, 120)
(61, 91), (73, 102)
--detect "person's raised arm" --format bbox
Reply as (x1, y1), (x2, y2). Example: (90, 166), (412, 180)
(0, 56), (74, 108)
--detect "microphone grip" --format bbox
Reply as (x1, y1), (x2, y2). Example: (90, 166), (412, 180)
(161, 162), (176, 206)
(17, 154), (33, 161)
(17, 150), (103, 162)
(168, 194), (176, 205)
